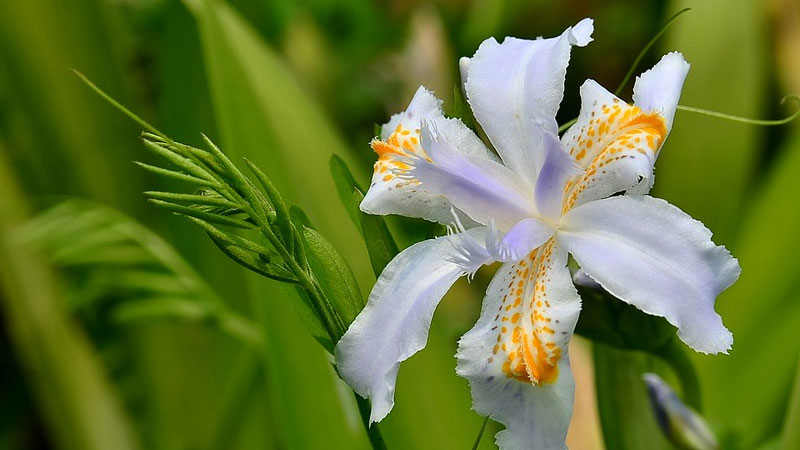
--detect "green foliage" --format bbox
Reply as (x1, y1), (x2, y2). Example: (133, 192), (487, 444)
(19, 199), (263, 348)
(1, 0), (798, 449)
(128, 130), (351, 345)
(698, 130), (800, 447)
(0, 151), (140, 450)
(781, 360), (800, 450)
(329, 154), (399, 277)
(593, 344), (673, 450)
(659, 0), (767, 243)
(302, 225), (364, 327)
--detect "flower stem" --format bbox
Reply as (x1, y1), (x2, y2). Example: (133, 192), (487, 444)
(355, 394), (389, 450)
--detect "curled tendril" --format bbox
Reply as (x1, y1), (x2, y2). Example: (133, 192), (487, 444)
(676, 94), (800, 126)
(558, 95), (800, 134)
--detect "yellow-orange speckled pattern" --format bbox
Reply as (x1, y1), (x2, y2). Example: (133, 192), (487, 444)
(490, 98), (669, 386)
(489, 238), (563, 384)
(370, 124), (427, 183)
(561, 99), (667, 213)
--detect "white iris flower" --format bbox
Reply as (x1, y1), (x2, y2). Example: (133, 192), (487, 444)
(335, 18), (740, 450)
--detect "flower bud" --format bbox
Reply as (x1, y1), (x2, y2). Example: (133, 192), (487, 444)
(643, 373), (719, 450)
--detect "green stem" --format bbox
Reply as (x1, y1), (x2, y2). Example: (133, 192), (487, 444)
(200, 136), (347, 342)
(654, 338), (702, 411)
(471, 416), (490, 450)
(355, 394), (389, 450)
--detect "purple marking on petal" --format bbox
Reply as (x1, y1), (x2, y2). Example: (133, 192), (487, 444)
(534, 132), (580, 220)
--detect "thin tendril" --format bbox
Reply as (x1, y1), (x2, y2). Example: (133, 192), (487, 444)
(614, 8), (692, 96)
(676, 94), (800, 126)
(71, 69), (168, 139)
(559, 8), (690, 133)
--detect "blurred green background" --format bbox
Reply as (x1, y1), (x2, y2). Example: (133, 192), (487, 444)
(0, 0), (799, 449)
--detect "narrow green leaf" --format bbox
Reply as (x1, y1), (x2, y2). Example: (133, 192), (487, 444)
(148, 199), (253, 229)
(187, 216), (272, 255)
(144, 191), (241, 209)
(142, 139), (215, 182)
(353, 189), (400, 277)
(327, 153), (399, 277)
(183, 0), (373, 289)
(206, 232), (297, 283)
(134, 161), (220, 188)
(244, 158), (293, 245)
(142, 133), (226, 175)
(329, 154), (363, 228)
(290, 204), (314, 230)
(302, 226), (364, 327)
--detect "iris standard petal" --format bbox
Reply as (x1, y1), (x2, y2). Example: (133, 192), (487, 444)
(361, 87), (496, 224)
(457, 240), (581, 450)
(464, 18), (593, 186)
(335, 228), (491, 423)
(633, 52), (690, 131)
(557, 195), (740, 354)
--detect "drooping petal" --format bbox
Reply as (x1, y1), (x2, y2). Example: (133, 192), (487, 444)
(558, 195), (740, 354)
(559, 54), (689, 211)
(632, 52), (690, 131)
(335, 228), (491, 423)
(404, 121), (538, 229)
(457, 240), (582, 449)
(464, 18), (593, 186)
(361, 87), (497, 224)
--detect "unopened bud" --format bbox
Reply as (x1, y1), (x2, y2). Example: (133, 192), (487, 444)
(643, 373), (719, 450)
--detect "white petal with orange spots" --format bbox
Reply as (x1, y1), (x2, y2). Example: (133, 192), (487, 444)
(559, 80), (667, 210)
(361, 87), (497, 225)
(457, 241), (580, 450)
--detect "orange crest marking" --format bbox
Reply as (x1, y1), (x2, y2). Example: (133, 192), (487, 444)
(491, 239), (563, 385)
(370, 124), (427, 183)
